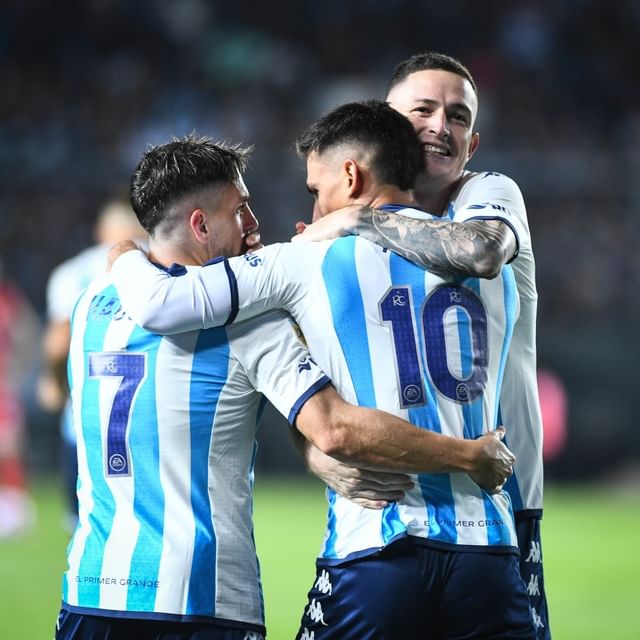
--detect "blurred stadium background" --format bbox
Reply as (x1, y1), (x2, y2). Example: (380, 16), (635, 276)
(1, 0), (639, 637)
(3, 0), (639, 482)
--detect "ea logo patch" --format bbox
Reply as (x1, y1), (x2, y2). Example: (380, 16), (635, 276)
(109, 453), (127, 473)
(456, 383), (470, 401)
(403, 384), (422, 403)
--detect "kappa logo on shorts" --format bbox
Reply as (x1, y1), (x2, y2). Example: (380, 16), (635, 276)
(300, 628), (315, 640)
(306, 598), (328, 626)
(530, 606), (545, 630)
(525, 540), (541, 563)
(526, 573), (540, 597)
(243, 633), (264, 640)
(314, 569), (333, 595)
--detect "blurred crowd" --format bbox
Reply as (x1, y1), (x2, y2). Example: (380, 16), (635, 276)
(0, 0), (638, 480)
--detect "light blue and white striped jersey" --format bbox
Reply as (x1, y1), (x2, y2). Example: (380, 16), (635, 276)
(62, 267), (329, 629)
(445, 171), (544, 514)
(112, 208), (521, 561)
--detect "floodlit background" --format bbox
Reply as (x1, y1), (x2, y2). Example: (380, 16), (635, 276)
(0, 1), (639, 638)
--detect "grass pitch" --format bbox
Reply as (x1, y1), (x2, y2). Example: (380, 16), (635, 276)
(0, 476), (638, 639)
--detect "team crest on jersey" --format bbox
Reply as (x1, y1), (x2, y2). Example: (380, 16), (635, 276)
(289, 319), (308, 347)
(391, 292), (407, 306)
(449, 289), (463, 304)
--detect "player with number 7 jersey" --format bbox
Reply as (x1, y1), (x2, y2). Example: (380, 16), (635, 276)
(62, 269), (332, 636)
(112, 207), (520, 561)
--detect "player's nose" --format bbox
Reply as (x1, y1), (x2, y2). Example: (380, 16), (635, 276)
(428, 110), (450, 138)
(243, 206), (259, 232)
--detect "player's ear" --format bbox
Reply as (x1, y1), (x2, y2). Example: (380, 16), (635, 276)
(467, 132), (480, 161)
(343, 159), (363, 198)
(189, 209), (209, 243)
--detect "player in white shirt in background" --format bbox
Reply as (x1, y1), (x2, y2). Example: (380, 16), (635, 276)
(38, 198), (147, 531)
(295, 51), (549, 638)
(109, 102), (536, 639)
(56, 135), (515, 640)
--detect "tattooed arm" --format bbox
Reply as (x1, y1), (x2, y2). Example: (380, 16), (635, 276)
(353, 207), (517, 278)
(293, 205), (517, 279)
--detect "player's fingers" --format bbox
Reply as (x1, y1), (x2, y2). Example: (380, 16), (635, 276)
(293, 221), (308, 236)
(500, 446), (516, 465)
(347, 481), (413, 494)
(106, 240), (140, 270)
(245, 231), (262, 249)
(348, 489), (405, 501)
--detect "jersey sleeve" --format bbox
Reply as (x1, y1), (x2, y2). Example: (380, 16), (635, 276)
(452, 172), (529, 261)
(111, 251), (241, 333)
(110, 243), (318, 335)
(228, 309), (330, 425)
(454, 174), (543, 511)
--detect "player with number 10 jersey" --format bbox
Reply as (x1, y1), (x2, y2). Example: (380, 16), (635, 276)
(113, 204), (520, 562)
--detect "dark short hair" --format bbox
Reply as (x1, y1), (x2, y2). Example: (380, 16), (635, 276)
(130, 134), (252, 233)
(387, 51), (477, 96)
(296, 100), (423, 192)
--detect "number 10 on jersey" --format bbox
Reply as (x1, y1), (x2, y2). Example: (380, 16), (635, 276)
(379, 284), (488, 409)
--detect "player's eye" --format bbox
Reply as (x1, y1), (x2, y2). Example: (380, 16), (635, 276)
(450, 112), (470, 125)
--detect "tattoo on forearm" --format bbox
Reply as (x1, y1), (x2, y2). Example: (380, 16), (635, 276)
(351, 207), (511, 278)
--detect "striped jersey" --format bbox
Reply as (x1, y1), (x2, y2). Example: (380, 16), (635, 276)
(444, 171), (544, 514)
(112, 210), (521, 561)
(62, 266), (329, 630)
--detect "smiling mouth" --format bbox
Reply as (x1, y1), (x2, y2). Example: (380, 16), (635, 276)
(424, 144), (450, 157)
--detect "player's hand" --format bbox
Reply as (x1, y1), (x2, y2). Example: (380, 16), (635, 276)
(106, 240), (143, 271)
(36, 372), (66, 412)
(468, 426), (515, 494)
(306, 448), (413, 509)
(290, 206), (361, 242)
(244, 231), (263, 252)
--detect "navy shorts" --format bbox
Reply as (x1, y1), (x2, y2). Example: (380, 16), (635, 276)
(296, 538), (536, 640)
(54, 609), (265, 640)
(515, 512), (551, 639)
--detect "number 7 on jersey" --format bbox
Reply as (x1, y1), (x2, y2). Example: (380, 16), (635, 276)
(88, 352), (147, 478)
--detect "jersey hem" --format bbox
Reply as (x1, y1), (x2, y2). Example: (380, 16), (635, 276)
(317, 533), (519, 566)
(60, 602), (265, 634)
